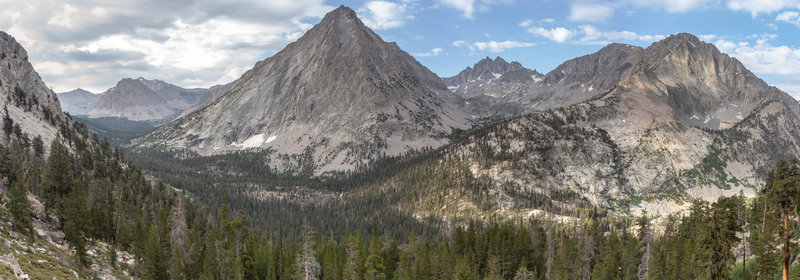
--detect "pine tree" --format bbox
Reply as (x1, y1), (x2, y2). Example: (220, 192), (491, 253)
(513, 264), (534, 280)
(344, 232), (364, 280)
(698, 197), (742, 279)
(763, 159), (800, 280)
(8, 169), (33, 240)
(748, 194), (780, 280)
(169, 199), (189, 279)
(577, 221), (595, 280)
(364, 230), (385, 280)
(637, 212), (652, 280)
(42, 139), (76, 216)
(63, 186), (88, 269)
(296, 224), (321, 280)
(3, 106), (13, 139)
(544, 220), (554, 280)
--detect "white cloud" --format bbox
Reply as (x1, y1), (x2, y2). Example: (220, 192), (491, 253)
(776, 10), (800, 26)
(518, 19), (534, 27)
(361, 1), (409, 30)
(452, 40), (467, 47)
(90, 7), (107, 17)
(715, 38), (800, 75)
(438, 0), (511, 18)
(527, 27), (575, 43)
(620, 0), (714, 13)
(660, 0), (714, 12)
(0, 0), (332, 93)
(414, 48), (443, 57)
(727, 0), (800, 16)
(568, 3), (615, 22)
(439, 0), (476, 18)
(472, 40), (536, 52)
(578, 25), (665, 44)
(47, 4), (77, 28)
(697, 34), (718, 42)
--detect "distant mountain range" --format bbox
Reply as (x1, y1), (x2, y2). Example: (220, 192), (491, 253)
(31, 5), (796, 220)
(393, 32), (800, 218)
(57, 88), (101, 115)
(128, 6), (800, 218)
(84, 77), (210, 121)
(443, 43), (645, 121)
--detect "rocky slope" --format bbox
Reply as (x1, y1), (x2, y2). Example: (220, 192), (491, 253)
(179, 82), (234, 118)
(138, 5), (469, 174)
(86, 78), (208, 121)
(0, 31), (69, 151)
(445, 43), (644, 120)
(0, 31), (137, 279)
(366, 33), (800, 220)
(57, 88), (101, 115)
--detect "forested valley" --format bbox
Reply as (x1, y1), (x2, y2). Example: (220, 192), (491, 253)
(3, 116), (800, 279)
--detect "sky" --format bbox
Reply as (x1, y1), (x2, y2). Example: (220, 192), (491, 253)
(1, 0), (800, 98)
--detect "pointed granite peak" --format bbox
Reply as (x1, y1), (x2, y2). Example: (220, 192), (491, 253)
(645, 32), (714, 56)
(318, 5), (365, 29)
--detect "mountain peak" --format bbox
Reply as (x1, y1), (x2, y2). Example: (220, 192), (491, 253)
(329, 5), (358, 18)
(665, 32), (702, 43)
(139, 4), (466, 172)
(319, 5), (364, 30)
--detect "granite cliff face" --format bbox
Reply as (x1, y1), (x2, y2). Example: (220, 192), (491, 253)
(139, 6), (469, 174)
(0, 31), (69, 149)
(179, 82), (234, 118)
(86, 78), (208, 121)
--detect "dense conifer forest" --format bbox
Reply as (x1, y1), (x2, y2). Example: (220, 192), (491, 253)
(3, 114), (800, 279)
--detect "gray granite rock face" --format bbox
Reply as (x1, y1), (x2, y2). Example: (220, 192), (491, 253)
(86, 77), (208, 121)
(140, 6), (469, 174)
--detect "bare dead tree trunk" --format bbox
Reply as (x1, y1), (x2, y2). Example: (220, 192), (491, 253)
(783, 208), (790, 280)
(545, 218), (554, 280)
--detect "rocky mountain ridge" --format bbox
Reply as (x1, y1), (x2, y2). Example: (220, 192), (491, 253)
(138, 5), (469, 174)
(445, 43), (645, 120)
(57, 88), (101, 115)
(382, 33), (800, 220)
(179, 82), (234, 118)
(85, 77), (209, 121)
(0, 31), (69, 151)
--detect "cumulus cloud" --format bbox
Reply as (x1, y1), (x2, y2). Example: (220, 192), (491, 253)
(776, 10), (800, 26)
(439, 0), (477, 18)
(451, 40), (535, 53)
(563, 0), (714, 24)
(634, 0), (715, 12)
(727, 0), (800, 16)
(697, 34), (718, 42)
(361, 1), (409, 30)
(568, 3), (615, 22)
(527, 27), (575, 43)
(472, 41), (536, 52)
(578, 25), (665, 44)
(0, 0), (333, 92)
(414, 48), (444, 57)
(438, 0), (512, 18)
